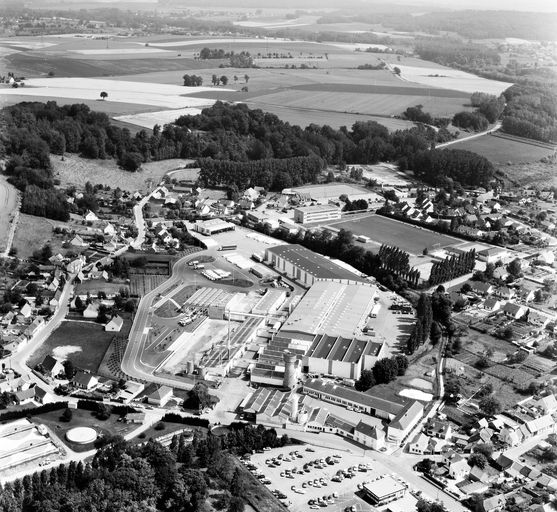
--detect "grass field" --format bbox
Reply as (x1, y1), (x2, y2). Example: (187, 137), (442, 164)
(51, 154), (193, 192)
(130, 274), (169, 296)
(327, 214), (459, 255)
(503, 161), (557, 188)
(12, 213), (69, 258)
(450, 133), (556, 165)
(29, 316), (131, 373)
(74, 280), (130, 297)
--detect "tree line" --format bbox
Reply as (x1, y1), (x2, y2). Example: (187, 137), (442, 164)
(428, 249), (476, 286)
(0, 422), (288, 512)
(355, 355), (409, 392)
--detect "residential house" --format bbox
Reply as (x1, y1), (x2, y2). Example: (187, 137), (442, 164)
(19, 302), (32, 319)
(408, 433), (430, 455)
(49, 289), (62, 309)
(24, 317), (45, 339)
(425, 420), (452, 440)
(503, 302), (527, 320)
(13, 387), (36, 405)
(353, 422), (385, 451)
(482, 494), (506, 512)
(492, 267), (508, 281)
(67, 257), (85, 274)
(72, 371), (98, 390)
(470, 282), (494, 296)
(84, 210), (99, 222)
(40, 355), (64, 378)
(495, 286), (515, 300)
(147, 385), (173, 407)
(105, 315), (124, 332)
(243, 187), (260, 202)
(528, 308), (553, 328)
(444, 452), (469, 480)
(483, 298), (502, 312)
(103, 223), (116, 236)
(34, 386), (54, 404)
(499, 426), (524, 447)
(124, 412), (146, 424)
(47, 277), (60, 292)
(83, 303), (100, 319)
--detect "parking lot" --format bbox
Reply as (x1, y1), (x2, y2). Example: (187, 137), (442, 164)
(246, 445), (403, 511)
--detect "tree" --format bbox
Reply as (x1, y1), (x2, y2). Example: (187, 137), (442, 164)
(63, 359), (75, 380)
(230, 467), (247, 497)
(355, 369), (375, 392)
(468, 453), (487, 469)
(416, 458), (434, 474)
(186, 383), (219, 411)
(473, 443), (493, 458)
(100, 91), (108, 100)
(62, 407), (73, 422)
(118, 152), (143, 172)
(417, 498), (448, 512)
(96, 403), (111, 420)
(220, 75), (229, 86)
(507, 258), (522, 278)
(244, 74), (249, 83)
(479, 396), (501, 417)
(228, 497), (245, 512)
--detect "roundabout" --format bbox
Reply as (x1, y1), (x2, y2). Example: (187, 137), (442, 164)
(65, 426), (98, 445)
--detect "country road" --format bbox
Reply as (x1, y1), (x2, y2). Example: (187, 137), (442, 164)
(0, 175), (19, 256)
(436, 121), (502, 149)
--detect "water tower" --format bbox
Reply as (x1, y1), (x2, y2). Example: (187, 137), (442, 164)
(283, 350), (296, 390)
(289, 392), (299, 423)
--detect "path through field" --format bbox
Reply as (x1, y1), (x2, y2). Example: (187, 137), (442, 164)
(436, 121), (502, 148)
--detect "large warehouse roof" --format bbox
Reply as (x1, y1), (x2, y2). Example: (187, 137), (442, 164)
(306, 334), (383, 364)
(281, 281), (377, 338)
(266, 244), (365, 283)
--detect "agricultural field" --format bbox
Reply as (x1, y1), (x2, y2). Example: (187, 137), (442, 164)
(130, 274), (169, 297)
(74, 280), (130, 297)
(327, 214), (460, 255)
(450, 133), (556, 165)
(29, 316), (132, 374)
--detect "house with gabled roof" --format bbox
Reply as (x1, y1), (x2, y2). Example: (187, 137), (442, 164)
(105, 315), (123, 332)
(353, 421), (385, 451)
(84, 210), (99, 222)
(147, 385), (173, 407)
(408, 432), (430, 455)
(72, 371), (98, 390)
(483, 494), (506, 512)
(503, 302), (527, 320)
(40, 355), (64, 378)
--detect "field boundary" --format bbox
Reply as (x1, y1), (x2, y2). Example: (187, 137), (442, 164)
(494, 132), (557, 150)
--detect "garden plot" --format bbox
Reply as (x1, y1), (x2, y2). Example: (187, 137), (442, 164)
(114, 108), (205, 129)
(1, 78), (231, 109)
(391, 64), (512, 95)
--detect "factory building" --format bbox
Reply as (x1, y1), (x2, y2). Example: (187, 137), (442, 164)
(265, 244), (367, 287)
(280, 281), (377, 340)
(302, 378), (405, 421)
(293, 204), (341, 224)
(303, 334), (386, 380)
(194, 218), (235, 236)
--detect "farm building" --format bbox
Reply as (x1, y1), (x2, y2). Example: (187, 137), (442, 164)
(280, 281), (377, 339)
(194, 219), (235, 236)
(293, 204), (341, 224)
(264, 244), (366, 287)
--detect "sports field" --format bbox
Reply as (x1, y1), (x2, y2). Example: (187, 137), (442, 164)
(329, 214), (459, 254)
(449, 133), (556, 164)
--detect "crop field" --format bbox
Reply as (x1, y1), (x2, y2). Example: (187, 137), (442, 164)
(249, 89), (469, 118)
(450, 133), (556, 164)
(29, 317), (131, 373)
(389, 63), (512, 95)
(328, 214), (459, 254)
(114, 108), (204, 130)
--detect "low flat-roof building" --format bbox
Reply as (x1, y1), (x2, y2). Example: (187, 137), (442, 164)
(294, 204), (341, 224)
(362, 476), (406, 506)
(302, 378), (404, 420)
(265, 244), (366, 287)
(194, 219), (235, 236)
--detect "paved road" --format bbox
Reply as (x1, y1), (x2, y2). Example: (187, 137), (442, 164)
(0, 175), (20, 256)
(436, 121), (502, 149)
(7, 278), (75, 393)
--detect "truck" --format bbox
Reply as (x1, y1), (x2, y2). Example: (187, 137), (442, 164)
(188, 260), (199, 267)
(194, 264), (205, 270)
(219, 245), (237, 251)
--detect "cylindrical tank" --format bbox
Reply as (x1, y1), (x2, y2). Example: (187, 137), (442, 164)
(198, 366), (206, 379)
(186, 360), (194, 375)
(283, 351), (296, 390)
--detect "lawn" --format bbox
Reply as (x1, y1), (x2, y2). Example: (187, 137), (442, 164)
(74, 279), (130, 297)
(29, 315), (132, 373)
(328, 214), (460, 255)
(450, 133), (555, 165)
(31, 408), (136, 453)
(12, 213), (70, 259)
